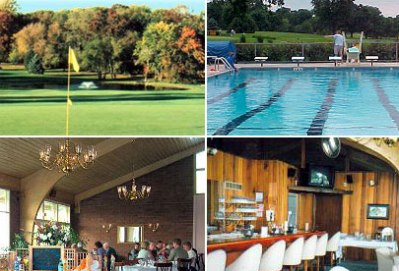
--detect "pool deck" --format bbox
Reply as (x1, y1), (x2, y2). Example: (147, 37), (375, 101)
(207, 61), (399, 77)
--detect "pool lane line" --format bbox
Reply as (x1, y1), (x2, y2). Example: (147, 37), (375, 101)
(213, 79), (296, 136)
(307, 79), (338, 136)
(372, 78), (399, 130)
(207, 78), (255, 105)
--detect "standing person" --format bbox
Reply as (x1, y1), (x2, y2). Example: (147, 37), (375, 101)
(103, 242), (117, 271)
(183, 241), (197, 270)
(168, 238), (188, 261)
(325, 30), (345, 58)
(95, 241), (105, 270)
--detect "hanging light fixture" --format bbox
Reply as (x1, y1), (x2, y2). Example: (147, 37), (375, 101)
(39, 139), (97, 175)
(39, 55), (96, 175)
(321, 137), (341, 158)
(117, 140), (151, 201)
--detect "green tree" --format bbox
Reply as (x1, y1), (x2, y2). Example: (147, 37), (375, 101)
(311, 0), (355, 33)
(81, 37), (113, 80)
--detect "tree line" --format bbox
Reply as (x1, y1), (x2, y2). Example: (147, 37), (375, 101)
(0, 1), (205, 82)
(208, 0), (399, 39)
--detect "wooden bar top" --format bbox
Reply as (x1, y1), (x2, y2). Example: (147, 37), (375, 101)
(207, 231), (326, 253)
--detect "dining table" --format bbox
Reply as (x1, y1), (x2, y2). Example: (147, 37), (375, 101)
(120, 264), (178, 271)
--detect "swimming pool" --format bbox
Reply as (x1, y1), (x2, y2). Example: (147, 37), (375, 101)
(207, 67), (399, 136)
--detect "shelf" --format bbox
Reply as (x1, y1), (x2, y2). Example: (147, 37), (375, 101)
(225, 210), (257, 213)
(289, 186), (353, 195)
(214, 217), (258, 221)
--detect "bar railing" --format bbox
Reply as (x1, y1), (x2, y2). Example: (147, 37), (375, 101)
(235, 42), (399, 62)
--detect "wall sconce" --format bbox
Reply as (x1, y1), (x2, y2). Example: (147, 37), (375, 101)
(148, 223), (159, 232)
(369, 180), (376, 187)
(102, 224), (112, 233)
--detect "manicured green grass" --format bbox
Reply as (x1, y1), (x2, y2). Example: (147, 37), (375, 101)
(0, 68), (204, 135)
(208, 31), (398, 43)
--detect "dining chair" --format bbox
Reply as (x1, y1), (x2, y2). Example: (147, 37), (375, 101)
(259, 240), (286, 271)
(376, 247), (396, 271)
(315, 233), (329, 270)
(197, 253), (205, 270)
(226, 244), (262, 271)
(207, 250), (226, 271)
(154, 262), (173, 271)
(301, 235), (317, 271)
(326, 232), (341, 266)
(177, 258), (193, 271)
(283, 237), (304, 271)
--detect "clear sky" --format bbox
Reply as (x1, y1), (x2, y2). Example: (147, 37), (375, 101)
(283, 0), (399, 17)
(18, 0), (204, 13)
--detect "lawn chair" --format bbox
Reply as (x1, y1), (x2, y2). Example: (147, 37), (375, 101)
(344, 31), (363, 64)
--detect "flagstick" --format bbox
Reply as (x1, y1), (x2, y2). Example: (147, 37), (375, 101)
(66, 46), (71, 137)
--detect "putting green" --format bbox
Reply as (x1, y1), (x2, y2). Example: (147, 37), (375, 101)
(0, 68), (205, 135)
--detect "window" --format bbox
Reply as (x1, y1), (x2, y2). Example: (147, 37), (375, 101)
(288, 193), (298, 226)
(0, 189), (10, 250)
(196, 150), (206, 194)
(117, 226), (143, 244)
(36, 200), (70, 223)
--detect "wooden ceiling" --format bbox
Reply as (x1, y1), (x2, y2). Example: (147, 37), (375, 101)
(207, 138), (394, 173)
(0, 137), (204, 194)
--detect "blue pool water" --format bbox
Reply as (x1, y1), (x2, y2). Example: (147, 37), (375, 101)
(207, 67), (399, 136)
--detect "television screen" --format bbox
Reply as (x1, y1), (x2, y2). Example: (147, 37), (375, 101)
(308, 166), (334, 188)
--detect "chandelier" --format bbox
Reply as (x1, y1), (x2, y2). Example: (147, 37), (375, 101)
(117, 140), (151, 201)
(39, 139), (97, 174)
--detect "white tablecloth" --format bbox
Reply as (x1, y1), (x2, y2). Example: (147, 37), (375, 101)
(337, 236), (398, 259)
(122, 265), (178, 271)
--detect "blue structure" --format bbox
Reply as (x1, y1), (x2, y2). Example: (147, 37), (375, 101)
(207, 41), (237, 61)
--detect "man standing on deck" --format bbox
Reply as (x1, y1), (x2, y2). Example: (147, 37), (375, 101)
(325, 30), (345, 58)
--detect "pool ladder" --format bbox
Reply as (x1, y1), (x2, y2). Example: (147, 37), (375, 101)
(215, 57), (235, 71)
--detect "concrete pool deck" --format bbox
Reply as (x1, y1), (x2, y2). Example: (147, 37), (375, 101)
(207, 61), (399, 77)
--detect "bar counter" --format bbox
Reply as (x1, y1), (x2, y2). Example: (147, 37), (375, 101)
(208, 231), (326, 265)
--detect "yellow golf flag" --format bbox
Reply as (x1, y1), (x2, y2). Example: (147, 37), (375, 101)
(68, 47), (80, 73)
(67, 98), (73, 106)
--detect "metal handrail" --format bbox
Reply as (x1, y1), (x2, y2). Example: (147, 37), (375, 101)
(215, 57), (234, 71)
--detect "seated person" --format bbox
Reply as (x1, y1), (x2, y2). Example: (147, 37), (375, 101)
(183, 241), (197, 270)
(137, 241), (150, 259)
(148, 242), (157, 260)
(348, 43), (360, 63)
(168, 238), (188, 261)
(129, 242), (141, 260)
(74, 252), (101, 271)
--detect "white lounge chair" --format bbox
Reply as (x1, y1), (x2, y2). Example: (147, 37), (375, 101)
(254, 57), (269, 67)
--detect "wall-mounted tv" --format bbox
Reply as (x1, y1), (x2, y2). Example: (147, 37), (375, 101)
(307, 165), (335, 188)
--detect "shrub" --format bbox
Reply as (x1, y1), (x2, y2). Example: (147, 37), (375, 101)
(23, 49), (35, 68)
(27, 54), (45, 74)
(254, 35), (264, 43)
(240, 34), (246, 43)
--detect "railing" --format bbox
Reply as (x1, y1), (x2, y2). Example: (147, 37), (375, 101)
(215, 57), (234, 71)
(235, 41), (399, 62)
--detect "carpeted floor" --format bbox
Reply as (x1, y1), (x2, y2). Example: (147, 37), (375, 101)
(325, 260), (378, 271)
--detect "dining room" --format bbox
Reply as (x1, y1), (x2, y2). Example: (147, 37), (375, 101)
(0, 137), (205, 271)
(207, 137), (399, 271)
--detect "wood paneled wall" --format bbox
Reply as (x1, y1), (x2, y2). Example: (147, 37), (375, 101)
(336, 172), (399, 260)
(207, 151), (295, 229)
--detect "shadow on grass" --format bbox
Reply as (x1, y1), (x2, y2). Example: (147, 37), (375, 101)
(0, 93), (204, 103)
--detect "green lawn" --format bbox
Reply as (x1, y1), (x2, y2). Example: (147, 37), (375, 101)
(208, 31), (398, 43)
(0, 68), (204, 135)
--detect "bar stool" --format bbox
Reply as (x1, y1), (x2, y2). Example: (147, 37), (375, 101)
(315, 233), (328, 270)
(283, 237), (304, 271)
(259, 240), (286, 271)
(326, 232), (341, 266)
(207, 250), (226, 271)
(226, 244), (262, 271)
(301, 235), (317, 271)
